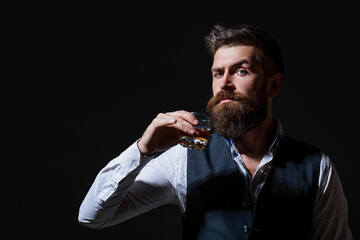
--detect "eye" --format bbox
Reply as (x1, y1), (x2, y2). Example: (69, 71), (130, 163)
(235, 69), (248, 76)
(213, 71), (224, 78)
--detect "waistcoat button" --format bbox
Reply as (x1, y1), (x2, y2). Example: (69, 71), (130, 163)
(242, 225), (249, 233)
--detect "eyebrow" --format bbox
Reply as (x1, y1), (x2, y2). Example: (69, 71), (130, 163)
(211, 59), (252, 73)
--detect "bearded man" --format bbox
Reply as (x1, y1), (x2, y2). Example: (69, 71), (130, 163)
(78, 25), (352, 240)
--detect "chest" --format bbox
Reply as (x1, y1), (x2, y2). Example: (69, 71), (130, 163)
(183, 133), (321, 239)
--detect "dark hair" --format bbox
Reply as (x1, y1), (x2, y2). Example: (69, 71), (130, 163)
(205, 24), (284, 74)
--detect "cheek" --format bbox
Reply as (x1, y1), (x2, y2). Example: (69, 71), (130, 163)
(232, 81), (252, 95)
(241, 76), (264, 93)
(212, 81), (220, 96)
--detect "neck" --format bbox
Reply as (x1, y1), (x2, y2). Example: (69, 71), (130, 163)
(235, 114), (276, 160)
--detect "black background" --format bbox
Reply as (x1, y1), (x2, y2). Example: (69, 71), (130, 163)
(2, 1), (359, 239)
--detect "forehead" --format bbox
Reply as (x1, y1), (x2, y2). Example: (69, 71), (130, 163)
(212, 45), (261, 69)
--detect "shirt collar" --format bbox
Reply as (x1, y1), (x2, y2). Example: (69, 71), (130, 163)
(269, 117), (284, 153)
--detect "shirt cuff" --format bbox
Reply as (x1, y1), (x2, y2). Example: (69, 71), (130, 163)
(136, 138), (158, 160)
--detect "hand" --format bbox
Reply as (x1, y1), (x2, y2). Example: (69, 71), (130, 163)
(137, 110), (199, 156)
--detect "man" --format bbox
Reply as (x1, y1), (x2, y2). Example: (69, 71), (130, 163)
(78, 24), (352, 239)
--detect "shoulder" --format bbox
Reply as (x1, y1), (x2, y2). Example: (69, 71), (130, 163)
(273, 135), (323, 182)
(277, 135), (322, 163)
(279, 135), (321, 152)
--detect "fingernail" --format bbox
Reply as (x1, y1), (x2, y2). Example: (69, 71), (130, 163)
(193, 119), (199, 125)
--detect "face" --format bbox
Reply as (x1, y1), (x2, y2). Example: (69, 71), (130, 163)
(211, 45), (266, 97)
(206, 45), (270, 139)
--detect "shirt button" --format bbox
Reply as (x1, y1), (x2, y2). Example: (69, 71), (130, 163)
(242, 225), (249, 233)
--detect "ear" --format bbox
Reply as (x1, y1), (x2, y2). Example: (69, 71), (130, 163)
(267, 73), (284, 98)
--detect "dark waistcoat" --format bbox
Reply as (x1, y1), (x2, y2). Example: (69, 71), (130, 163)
(182, 133), (321, 240)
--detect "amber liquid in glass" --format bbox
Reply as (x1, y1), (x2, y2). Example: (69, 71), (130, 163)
(179, 128), (211, 150)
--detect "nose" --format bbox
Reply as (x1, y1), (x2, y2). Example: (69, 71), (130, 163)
(219, 73), (235, 90)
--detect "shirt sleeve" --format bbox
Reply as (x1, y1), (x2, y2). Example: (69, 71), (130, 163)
(312, 152), (353, 240)
(78, 140), (180, 229)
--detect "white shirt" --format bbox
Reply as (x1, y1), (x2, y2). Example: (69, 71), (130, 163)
(78, 120), (352, 240)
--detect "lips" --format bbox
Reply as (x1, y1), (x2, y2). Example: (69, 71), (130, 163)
(219, 98), (234, 104)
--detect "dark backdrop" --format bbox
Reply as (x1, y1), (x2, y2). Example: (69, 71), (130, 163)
(2, 1), (359, 239)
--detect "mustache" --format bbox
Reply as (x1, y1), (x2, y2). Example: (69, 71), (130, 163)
(209, 90), (250, 106)
(206, 89), (266, 115)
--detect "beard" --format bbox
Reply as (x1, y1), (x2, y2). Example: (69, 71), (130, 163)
(206, 89), (269, 139)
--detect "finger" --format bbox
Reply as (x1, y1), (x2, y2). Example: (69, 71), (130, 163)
(155, 114), (196, 135)
(155, 111), (198, 135)
(156, 112), (195, 131)
(172, 120), (197, 136)
(167, 110), (199, 125)
(153, 113), (178, 124)
(151, 115), (177, 128)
